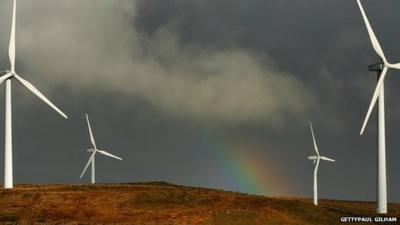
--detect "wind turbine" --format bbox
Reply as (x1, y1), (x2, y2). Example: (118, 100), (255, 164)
(355, 0), (400, 214)
(308, 122), (335, 206)
(80, 114), (122, 184)
(1, 0), (68, 189)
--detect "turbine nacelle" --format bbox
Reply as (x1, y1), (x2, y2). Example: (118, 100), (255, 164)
(368, 62), (384, 72)
(308, 156), (318, 161)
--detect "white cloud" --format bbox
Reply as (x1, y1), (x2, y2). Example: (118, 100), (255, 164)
(0, 0), (315, 125)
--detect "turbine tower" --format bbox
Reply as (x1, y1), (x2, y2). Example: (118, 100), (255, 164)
(355, 0), (400, 214)
(80, 114), (122, 184)
(308, 122), (335, 206)
(1, 0), (68, 189)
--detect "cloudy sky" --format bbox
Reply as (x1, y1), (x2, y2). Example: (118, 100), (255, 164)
(0, 0), (400, 202)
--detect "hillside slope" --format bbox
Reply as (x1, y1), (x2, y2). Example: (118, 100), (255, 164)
(0, 183), (399, 225)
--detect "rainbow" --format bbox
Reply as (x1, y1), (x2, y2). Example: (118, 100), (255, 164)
(200, 130), (293, 196)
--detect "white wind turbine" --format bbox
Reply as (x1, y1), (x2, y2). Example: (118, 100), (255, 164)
(1, 0), (68, 189)
(308, 122), (335, 206)
(355, 0), (400, 214)
(80, 114), (122, 184)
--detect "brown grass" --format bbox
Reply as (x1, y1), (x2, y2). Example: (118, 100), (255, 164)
(0, 183), (398, 224)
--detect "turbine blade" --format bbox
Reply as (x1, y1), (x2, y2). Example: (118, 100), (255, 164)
(360, 67), (388, 135)
(80, 151), (96, 178)
(320, 156), (335, 162)
(356, 0), (387, 63)
(14, 74), (68, 119)
(97, 150), (122, 160)
(0, 73), (13, 85)
(8, 0), (16, 71)
(85, 114), (97, 149)
(389, 63), (400, 70)
(309, 122), (320, 156)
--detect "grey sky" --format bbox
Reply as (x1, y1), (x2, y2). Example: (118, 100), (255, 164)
(0, 0), (400, 202)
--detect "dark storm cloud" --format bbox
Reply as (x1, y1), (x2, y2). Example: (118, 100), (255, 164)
(0, 0), (400, 203)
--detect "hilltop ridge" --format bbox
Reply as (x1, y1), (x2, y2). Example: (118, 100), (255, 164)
(0, 183), (399, 224)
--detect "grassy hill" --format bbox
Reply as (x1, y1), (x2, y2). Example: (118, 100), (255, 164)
(0, 182), (399, 224)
